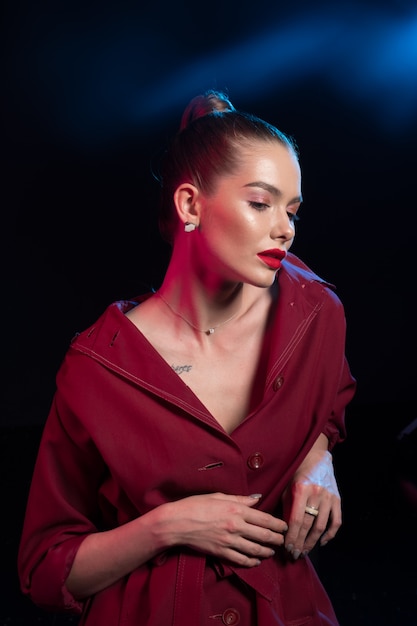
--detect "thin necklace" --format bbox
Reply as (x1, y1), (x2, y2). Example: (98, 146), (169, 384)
(157, 292), (239, 336)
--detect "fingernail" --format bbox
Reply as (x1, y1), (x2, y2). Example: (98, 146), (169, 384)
(286, 544), (294, 553)
(249, 493), (262, 499)
(292, 549), (301, 560)
(302, 550), (309, 558)
(320, 540), (328, 547)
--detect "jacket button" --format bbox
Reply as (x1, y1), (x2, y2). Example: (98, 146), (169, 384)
(222, 608), (240, 624)
(273, 375), (284, 391)
(247, 452), (264, 470)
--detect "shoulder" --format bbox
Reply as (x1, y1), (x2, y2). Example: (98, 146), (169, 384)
(55, 295), (154, 396)
(70, 296), (149, 351)
(57, 296), (154, 379)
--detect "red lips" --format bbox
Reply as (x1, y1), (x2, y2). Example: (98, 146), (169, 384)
(257, 248), (286, 270)
(259, 248), (286, 260)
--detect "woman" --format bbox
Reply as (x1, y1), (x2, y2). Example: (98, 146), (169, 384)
(18, 90), (356, 625)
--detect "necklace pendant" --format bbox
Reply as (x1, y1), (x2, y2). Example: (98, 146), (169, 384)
(207, 328), (215, 335)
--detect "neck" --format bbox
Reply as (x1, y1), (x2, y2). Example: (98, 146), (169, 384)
(157, 291), (241, 335)
(158, 245), (272, 335)
(156, 278), (244, 335)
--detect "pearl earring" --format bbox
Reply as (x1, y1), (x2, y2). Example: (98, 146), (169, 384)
(184, 222), (196, 232)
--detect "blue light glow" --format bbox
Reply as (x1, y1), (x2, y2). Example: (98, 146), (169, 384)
(9, 4), (417, 144)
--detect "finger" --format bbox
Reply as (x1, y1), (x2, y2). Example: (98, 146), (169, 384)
(221, 548), (263, 568)
(319, 511), (342, 547)
(285, 503), (328, 555)
(285, 522), (314, 557)
(291, 505), (341, 556)
(226, 494), (289, 535)
(244, 510), (288, 545)
(284, 507), (313, 546)
(211, 493), (289, 538)
(302, 511), (330, 553)
(212, 493), (264, 509)
(221, 536), (277, 568)
(213, 492), (262, 503)
(242, 522), (287, 549)
(237, 537), (277, 559)
(244, 494), (264, 507)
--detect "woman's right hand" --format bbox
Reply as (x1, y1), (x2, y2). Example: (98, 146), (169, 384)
(66, 492), (287, 600)
(158, 492), (288, 567)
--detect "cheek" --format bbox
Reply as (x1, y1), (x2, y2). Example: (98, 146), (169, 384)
(201, 215), (255, 263)
(202, 194), (264, 256)
(226, 209), (260, 236)
(224, 217), (259, 250)
(205, 204), (256, 239)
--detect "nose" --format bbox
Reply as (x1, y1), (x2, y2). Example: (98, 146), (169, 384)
(271, 208), (295, 242)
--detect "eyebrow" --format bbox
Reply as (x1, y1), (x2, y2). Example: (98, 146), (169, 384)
(243, 181), (303, 205)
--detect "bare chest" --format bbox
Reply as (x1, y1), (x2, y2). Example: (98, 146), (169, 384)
(156, 337), (266, 434)
(126, 294), (273, 434)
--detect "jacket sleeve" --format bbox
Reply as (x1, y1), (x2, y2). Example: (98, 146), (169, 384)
(316, 287), (356, 451)
(321, 354), (356, 450)
(17, 386), (106, 613)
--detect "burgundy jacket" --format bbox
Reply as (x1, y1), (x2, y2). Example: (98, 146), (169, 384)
(18, 253), (356, 625)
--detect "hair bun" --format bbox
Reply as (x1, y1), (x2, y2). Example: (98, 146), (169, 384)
(180, 89), (235, 130)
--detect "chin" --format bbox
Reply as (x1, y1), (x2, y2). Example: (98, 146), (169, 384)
(250, 273), (278, 289)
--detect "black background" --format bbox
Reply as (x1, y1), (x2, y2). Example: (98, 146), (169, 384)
(2, 1), (416, 624)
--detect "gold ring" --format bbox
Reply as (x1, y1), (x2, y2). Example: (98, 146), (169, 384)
(305, 505), (319, 517)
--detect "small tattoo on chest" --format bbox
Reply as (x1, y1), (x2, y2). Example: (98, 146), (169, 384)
(171, 364), (192, 374)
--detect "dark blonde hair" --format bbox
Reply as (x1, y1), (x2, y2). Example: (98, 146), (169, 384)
(156, 89), (298, 244)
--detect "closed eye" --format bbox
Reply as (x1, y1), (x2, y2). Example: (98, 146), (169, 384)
(249, 201), (270, 211)
(288, 212), (300, 224)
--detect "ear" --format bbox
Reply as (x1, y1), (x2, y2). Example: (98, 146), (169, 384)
(173, 183), (201, 228)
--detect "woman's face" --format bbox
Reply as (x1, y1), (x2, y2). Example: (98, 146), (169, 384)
(194, 141), (302, 288)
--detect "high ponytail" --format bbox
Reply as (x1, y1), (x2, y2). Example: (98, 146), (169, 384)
(179, 90), (235, 130)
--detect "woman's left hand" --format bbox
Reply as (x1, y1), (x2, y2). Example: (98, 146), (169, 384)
(282, 448), (341, 560)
